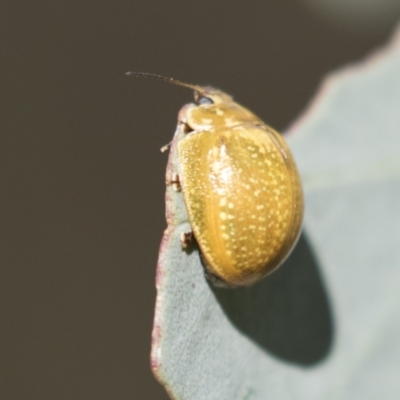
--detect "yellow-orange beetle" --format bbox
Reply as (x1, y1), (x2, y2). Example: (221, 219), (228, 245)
(130, 73), (303, 287)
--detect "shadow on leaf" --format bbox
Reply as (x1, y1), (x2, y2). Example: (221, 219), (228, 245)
(211, 233), (334, 366)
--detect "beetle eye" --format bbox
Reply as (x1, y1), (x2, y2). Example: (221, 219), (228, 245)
(197, 97), (214, 105)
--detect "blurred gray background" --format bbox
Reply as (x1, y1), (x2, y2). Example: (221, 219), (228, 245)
(0, 1), (398, 399)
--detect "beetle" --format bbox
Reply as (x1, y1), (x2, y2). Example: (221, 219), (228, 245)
(129, 72), (304, 287)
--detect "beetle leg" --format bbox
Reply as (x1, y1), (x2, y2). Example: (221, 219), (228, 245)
(160, 138), (176, 153)
(180, 231), (193, 248)
(167, 173), (181, 191)
(160, 143), (170, 153)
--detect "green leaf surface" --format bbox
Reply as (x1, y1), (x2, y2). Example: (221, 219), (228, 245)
(151, 26), (400, 400)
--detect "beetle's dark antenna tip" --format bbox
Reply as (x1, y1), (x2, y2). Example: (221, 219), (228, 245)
(126, 72), (204, 94)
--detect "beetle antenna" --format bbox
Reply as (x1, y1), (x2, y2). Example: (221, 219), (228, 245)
(126, 72), (204, 94)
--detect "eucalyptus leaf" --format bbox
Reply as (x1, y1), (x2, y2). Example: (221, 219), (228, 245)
(151, 25), (400, 400)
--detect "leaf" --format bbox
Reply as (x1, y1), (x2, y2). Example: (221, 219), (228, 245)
(151, 25), (400, 399)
